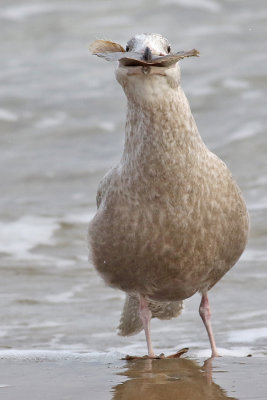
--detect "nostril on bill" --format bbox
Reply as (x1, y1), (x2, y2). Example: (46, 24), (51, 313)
(143, 47), (152, 61)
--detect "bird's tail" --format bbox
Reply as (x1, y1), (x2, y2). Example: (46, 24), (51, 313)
(117, 293), (183, 336)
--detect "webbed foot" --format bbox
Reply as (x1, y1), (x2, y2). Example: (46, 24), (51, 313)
(122, 347), (189, 360)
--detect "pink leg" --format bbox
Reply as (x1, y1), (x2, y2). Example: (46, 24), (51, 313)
(139, 295), (156, 358)
(199, 293), (219, 357)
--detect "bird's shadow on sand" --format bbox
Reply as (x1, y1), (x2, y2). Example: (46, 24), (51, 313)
(111, 357), (236, 400)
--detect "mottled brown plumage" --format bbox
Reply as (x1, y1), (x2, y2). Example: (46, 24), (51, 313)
(88, 33), (249, 357)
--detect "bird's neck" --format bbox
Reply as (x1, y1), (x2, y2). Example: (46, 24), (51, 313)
(121, 85), (205, 172)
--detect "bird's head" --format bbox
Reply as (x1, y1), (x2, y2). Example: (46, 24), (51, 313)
(90, 33), (199, 102)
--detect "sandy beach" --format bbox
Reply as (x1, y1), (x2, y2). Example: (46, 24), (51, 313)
(0, 352), (267, 400)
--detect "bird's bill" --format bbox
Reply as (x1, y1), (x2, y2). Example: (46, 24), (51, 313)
(90, 40), (199, 67)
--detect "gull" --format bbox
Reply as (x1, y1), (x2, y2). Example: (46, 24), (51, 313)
(88, 33), (249, 358)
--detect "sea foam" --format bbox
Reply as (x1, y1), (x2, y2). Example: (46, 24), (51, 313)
(0, 216), (59, 259)
(229, 327), (267, 343)
(0, 108), (18, 122)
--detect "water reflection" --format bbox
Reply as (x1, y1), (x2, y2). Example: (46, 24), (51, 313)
(112, 358), (236, 400)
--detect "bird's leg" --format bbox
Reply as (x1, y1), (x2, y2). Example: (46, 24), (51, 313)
(139, 295), (156, 358)
(199, 293), (220, 357)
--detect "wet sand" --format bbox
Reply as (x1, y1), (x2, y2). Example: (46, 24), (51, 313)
(0, 354), (266, 400)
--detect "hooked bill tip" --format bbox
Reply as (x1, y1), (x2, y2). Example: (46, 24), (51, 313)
(143, 47), (152, 61)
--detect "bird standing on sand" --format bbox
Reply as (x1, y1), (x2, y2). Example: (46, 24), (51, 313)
(88, 33), (249, 358)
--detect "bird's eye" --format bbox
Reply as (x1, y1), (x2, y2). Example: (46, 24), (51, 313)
(126, 45), (130, 52)
(167, 45), (171, 53)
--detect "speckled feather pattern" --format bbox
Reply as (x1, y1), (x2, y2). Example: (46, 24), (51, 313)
(88, 60), (249, 306)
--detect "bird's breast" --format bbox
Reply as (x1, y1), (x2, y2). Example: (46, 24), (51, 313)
(88, 147), (248, 300)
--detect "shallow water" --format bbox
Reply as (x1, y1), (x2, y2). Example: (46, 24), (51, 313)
(0, 0), (267, 383)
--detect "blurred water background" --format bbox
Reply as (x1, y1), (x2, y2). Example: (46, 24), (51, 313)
(0, 0), (267, 358)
